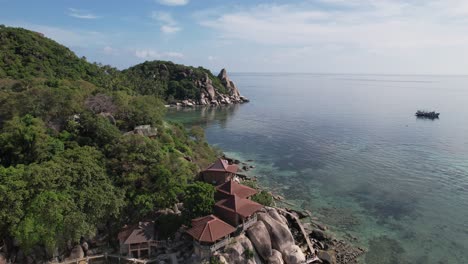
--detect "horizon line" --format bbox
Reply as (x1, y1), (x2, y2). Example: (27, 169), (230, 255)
(227, 72), (468, 77)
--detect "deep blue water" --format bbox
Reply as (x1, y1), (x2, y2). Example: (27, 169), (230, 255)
(166, 73), (468, 264)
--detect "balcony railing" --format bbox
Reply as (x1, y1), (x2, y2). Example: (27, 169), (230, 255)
(242, 215), (257, 230)
(195, 236), (231, 253)
(210, 237), (230, 252)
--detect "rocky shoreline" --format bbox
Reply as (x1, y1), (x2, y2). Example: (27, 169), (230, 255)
(223, 156), (366, 264)
(166, 69), (250, 108)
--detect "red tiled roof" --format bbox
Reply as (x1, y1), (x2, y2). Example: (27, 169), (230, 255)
(215, 195), (263, 218)
(204, 158), (238, 174)
(216, 180), (258, 199)
(186, 215), (236, 243)
(118, 222), (155, 245)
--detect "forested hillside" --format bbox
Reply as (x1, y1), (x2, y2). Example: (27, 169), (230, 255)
(0, 25), (222, 260)
(0, 25), (229, 101)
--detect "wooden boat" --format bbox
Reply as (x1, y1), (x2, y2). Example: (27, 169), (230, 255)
(415, 110), (440, 119)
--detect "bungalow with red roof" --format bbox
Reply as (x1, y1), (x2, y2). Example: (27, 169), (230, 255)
(215, 180), (258, 200)
(214, 194), (263, 229)
(117, 221), (159, 258)
(201, 158), (238, 185)
(186, 215), (236, 258)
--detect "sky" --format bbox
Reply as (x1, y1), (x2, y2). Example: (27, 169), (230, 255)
(1, 0), (468, 74)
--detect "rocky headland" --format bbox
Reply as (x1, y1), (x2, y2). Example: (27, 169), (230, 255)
(169, 69), (249, 107)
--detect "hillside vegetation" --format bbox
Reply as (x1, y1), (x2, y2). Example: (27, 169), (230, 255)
(0, 25), (227, 101)
(0, 25), (222, 258)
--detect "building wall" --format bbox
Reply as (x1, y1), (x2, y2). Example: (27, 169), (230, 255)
(119, 242), (128, 256)
(214, 206), (241, 227)
(194, 242), (212, 259)
(215, 191), (232, 201)
(202, 171), (233, 185)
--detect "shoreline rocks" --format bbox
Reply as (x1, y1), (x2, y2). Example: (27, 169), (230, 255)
(170, 69), (249, 107)
(246, 221), (272, 260)
(220, 155), (367, 264)
(218, 208), (307, 264)
(216, 234), (262, 264)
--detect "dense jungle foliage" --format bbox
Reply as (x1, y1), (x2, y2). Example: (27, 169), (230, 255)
(0, 25), (221, 255)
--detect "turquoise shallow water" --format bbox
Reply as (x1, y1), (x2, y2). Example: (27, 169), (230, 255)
(166, 73), (468, 264)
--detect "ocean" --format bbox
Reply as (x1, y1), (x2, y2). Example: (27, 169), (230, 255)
(166, 73), (468, 264)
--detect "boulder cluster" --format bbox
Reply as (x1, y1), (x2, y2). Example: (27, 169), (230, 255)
(174, 69), (249, 107)
(215, 207), (306, 264)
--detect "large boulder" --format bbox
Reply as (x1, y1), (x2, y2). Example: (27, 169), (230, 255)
(311, 229), (333, 242)
(81, 242), (89, 256)
(246, 221), (272, 260)
(219, 234), (261, 264)
(317, 250), (336, 264)
(257, 212), (295, 254)
(218, 69), (241, 98)
(267, 250), (284, 264)
(202, 73), (216, 100)
(68, 245), (84, 260)
(267, 208), (288, 225)
(283, 245), (306, 264)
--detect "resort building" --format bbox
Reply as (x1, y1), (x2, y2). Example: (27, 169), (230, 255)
(117, 221), (161, 258)
(215, 180), (258, 200)
(185, 178), (265, 259)
(201, 158), (238, 185)
(186, 215), (237, 259)
(214, 194), (263, 228)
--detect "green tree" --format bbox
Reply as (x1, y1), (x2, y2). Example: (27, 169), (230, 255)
(107, 135), (196, 218)
(189, 126), (206, 141)
(12, 146), (125, 253)
(251, 191), (273, 207)
(0, 166), (28, 237)
(183, 182), (215, 221)
(156, 214), (185, 239)
(13, 191), (85, 253)
(71, 112), (121, 147)
(114, 93), (166, 130)
(241, 180), (273, 206)
(0, 115), (62, 166)
(28, 146), (125, 224)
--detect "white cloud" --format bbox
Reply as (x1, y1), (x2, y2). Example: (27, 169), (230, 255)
(135, 49), (183, 59)
(157, 0), (189, 6)
(197, 0), (468, 73)
(151, 11), (181, 34)
(200, 1), (468, 50)
(103, 46), (118, 55)
(68, 8), (99, 19)
(165, 52), (184, 58)
(160, 25), (181, 33)
(9, 23), (107, 48)
(208, 56), (216, 61)
(152, 11), (176, 25)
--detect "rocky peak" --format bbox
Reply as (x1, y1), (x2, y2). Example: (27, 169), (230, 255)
(218, 68), (241, 98)
(184, 68), (249, 107)
(218, 68), (228, 79)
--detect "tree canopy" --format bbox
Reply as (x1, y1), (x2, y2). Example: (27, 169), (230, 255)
(182, 182), (216, 221)
(0, 26), (228, 101)
(0, 25), (221, 257)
